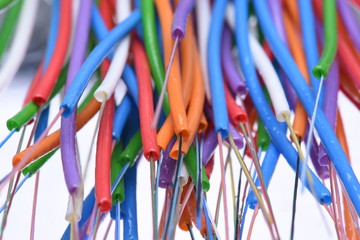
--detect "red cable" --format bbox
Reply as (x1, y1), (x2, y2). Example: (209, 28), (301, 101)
(224, 80), (248, 124)
(205, 155), (214, 179)
(31, 0), (72, 106)
(262, 40), (274, 61)
(131, 35), (160, 161)
(350, 0), (360, 7)
(340, 68), (360, 110)
(95, 58), (113, 213)
(23, 62), (43, 106)
(100, 0), (115, 29)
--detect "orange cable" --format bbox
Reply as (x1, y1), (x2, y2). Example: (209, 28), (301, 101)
(13, 98), (101, 167)
(283, 6), (310, 139)
(154, 0), (189, 137)
(337, 111), (360, 240)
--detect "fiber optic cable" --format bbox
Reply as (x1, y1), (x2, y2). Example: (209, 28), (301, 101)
(302, 0), (337, 190)
(60, 0), (92, 195)
(252, 0), (360, 215)
(236, 0), (332, 205)
(60, 10), (140, 117)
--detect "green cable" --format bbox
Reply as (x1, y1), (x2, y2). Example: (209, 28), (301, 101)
(22, 148), (58, 176)
(257, 88), (271, 151)
(184, 146), (210, 192)
(0, 0), (22, 61)
(7, 102), (39, 131)
(257, 119), (270, 151)
(6, 64), (69, 131)
(140, 0), (170, 115)
(119, 131), (142, 167)
(312, 0), (337, 79)
(111, 143), (125, 204)
(0, 0), (14, 10)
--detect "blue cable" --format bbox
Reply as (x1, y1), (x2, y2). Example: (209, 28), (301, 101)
(91, 4), (109, 47)
(121, 107), (140, 147)
(207, 0), (229, 138)
(121, 162), (139, 240)
(0, 174), (30, 213)
(246, 123), (287, 209)
(239, 202), (248, 240)
(202, 195), (214, 240)
(247, 143), (279, 209)
(134, 0), (144, 40)
(112, 94), (134, 143)
(61, 188), (95, 240)
(298, 0), (321, 96)
(235, 0), (331, 205)
(43, 0), (59, 71)
(61, 10), (141, 117)
(115, 201), (121, 240)
(34, 106), (50, 141)
(0, 129), (16, 148)
(122, 65), (139, 107)
(252, 0), (360, 216)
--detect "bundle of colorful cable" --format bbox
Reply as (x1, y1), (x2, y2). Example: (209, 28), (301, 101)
(0, 0), (360, 239)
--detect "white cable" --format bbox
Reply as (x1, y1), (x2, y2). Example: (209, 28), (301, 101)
(180, 162), (189, 186)
(65, 184), (84, 222)
(196, 0), (212, 102)
(225, 2), (235, 30)
(0, 0), (40, 92)
(249, 33), (290, 121)
(114, 78), (127, 106)
(66, 140), (83, 222)
(94, 0), (131, 102)
(225, 3), (290, 121)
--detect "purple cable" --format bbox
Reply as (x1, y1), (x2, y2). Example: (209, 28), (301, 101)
(337, 0), (360, 51)
(279, 69), (297, 109)
(310, 135), (329, 180)
(202, 129), (217, 166)
(204, 101), (244, 146)
(229, 123), (244, 149)
(60, 0), (92, 193)
(221, 25), (247, 95)
(301, 124), (329, 179)
(159, 138), (177, 188)
(201, 125), (243, 167)
(202, 103), (244, 166)
(318, 60), (339, 167)
(171, 0), (195, 40)
(267, 0), (287, 46)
